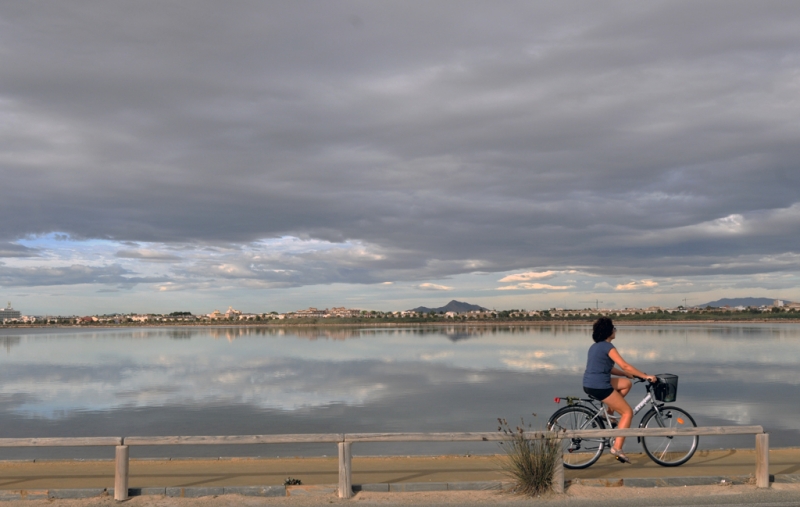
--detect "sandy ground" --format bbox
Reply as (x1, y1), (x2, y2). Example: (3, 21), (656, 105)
(0, 483), (798, 507)
(3, 448), (798, 490)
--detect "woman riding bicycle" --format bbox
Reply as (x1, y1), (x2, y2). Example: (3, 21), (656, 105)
(583, 317), (656, 463)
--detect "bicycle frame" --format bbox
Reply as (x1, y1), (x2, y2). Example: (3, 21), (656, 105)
(557, 380), (665, 434)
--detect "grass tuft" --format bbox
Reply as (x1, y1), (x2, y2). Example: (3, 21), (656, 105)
(497, 417), (561, 496)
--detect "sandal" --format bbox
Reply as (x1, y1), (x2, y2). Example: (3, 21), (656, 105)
(609, 448), (630, 464)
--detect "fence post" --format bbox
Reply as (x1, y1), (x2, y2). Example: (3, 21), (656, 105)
(114, 445), (129, 501)
(338, 441), (353, 499)
(552, 438), (564, 494)
(755, 433), (770, 488)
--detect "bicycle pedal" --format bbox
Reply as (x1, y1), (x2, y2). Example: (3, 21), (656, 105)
(609, 449), (631, 464)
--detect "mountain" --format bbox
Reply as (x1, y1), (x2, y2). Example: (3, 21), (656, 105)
(411, 300), (488, 314)
(696, 297), (789, 308)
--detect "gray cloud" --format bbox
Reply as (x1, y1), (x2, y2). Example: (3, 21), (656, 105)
(0, 243), (38, 258)
(115, 249), (182, 262)
(0, 264), (165, 288)
(1, 1), (800, 288)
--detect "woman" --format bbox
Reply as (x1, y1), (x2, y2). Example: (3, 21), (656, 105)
(583, 317), (656, 463)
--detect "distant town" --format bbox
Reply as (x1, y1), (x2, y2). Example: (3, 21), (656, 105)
(2, 298), (799, 326)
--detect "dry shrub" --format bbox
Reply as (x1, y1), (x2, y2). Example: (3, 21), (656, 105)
(498, 417), (561, 496)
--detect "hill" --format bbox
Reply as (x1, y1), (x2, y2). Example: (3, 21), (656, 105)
(697, 297), (790, 308)
(411, 300), (488, 314)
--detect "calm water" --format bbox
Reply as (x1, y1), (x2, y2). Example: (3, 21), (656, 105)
(0, 324), (797, 459)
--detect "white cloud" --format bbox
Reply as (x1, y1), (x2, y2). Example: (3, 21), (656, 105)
(615, 280), (659, 291)
(497, 283), (573, 291)
(498, 271), (557, 282)
(417, 283), (453, 291)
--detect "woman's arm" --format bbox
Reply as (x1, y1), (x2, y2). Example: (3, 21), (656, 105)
(610, 366), (630, 377)
(608, 349), (657, 382)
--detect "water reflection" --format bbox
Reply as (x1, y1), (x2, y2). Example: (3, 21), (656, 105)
(0, 324), (797, 458)
(1, 336), (20, 353)
(167, 330), (193, 340)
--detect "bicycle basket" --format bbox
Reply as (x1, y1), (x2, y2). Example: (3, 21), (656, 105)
(653, 374), (678, 402)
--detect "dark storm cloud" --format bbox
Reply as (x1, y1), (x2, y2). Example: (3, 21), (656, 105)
(1, 1), (800, 283)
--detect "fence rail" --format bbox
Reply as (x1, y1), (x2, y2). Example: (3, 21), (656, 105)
(124, 434), (344, 446)
(0, 437), (122, 447)
(0, 426), (769, 500)
(559, 424), (765, 439)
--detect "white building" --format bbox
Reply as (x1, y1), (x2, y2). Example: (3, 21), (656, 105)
(0, 303), (21, 320)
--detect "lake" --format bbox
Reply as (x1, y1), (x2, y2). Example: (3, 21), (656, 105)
(0, 323), (796, 459)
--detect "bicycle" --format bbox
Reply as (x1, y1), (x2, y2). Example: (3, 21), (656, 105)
(546, 374), (698, 469)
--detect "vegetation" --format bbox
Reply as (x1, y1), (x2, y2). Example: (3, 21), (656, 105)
(5, 304), (800, 327)
(497, 417), (561, 496)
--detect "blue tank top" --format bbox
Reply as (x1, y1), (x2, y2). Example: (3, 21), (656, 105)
(582, 341), (615, 389)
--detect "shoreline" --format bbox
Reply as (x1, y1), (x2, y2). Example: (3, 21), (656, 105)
(4, 319), (800, 330)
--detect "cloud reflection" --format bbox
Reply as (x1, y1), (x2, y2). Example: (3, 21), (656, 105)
(0, 324), (798, 448)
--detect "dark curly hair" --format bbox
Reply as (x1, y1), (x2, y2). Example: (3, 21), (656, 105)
(592, 317), (615, 342)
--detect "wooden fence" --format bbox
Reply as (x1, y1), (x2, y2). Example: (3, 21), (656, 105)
(0, 426), (768, 500)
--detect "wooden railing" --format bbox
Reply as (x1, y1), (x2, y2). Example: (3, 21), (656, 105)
(0, 426), (769, 500)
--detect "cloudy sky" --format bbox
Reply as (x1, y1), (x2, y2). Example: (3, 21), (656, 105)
(2, 1), (800, 315)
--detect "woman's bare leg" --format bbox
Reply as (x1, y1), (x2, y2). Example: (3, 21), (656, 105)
(611, 377), (632, 396)
(602, 390), (633, 450)
(606, 377), (632, 418)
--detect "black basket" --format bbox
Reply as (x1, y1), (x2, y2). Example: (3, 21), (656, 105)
(653, 374), (678, 402)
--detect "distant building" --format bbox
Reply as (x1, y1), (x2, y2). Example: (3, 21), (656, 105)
(327, 307), (361, 318)
(288, 307), (362, 318)
(206, 307), (242, 320)
(0, 303), (21, 320)
(291, 307), (327, 318)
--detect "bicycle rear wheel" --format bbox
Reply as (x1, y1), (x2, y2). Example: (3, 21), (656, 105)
(547, 405), (606, 469)
(641, 406), (698, 466)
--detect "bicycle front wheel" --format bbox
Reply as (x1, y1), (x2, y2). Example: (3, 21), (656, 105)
(641, 406), (698, 466)
(547, 406), (605, 469)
